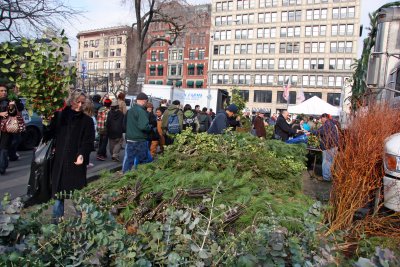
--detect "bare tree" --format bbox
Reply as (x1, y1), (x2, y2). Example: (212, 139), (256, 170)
(124, 0), (195, 95)
(0, 0), (81, 40)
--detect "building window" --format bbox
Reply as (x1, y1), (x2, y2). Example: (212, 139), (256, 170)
(197, 65), (204, 75)
(116, 48), (121, 56)
(95, 50), (99, 58)
(110, 49), (115, 57)
(304, 92), (322, 100)
(103, 49), (108, 57)
(198, 49), (205, 59)
(116, 60), (121, 69)
(83, 51), (88, 59)
(117, 37), (122, 44)
(277, 91), (296, 104)
(89, 51), (93, 58)
(238, 90), (249, 101)
(157, 66), (163, 76)
(188, 64), (195, 75)
(327, 93), (341, 106)
(151, 51), (156, 61)
(159, 51), (165, 61)
(110, 38), (115, 45)
(189, 49), (196, 60)
(254, 90), (272, 103)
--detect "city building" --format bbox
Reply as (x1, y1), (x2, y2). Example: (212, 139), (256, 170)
(76, 26), (135, 94)
(209, 0), (360, 113)
(144, 4), (211, 89)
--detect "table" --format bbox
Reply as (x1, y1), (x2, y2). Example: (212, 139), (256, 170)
(306, 147), (322, 179)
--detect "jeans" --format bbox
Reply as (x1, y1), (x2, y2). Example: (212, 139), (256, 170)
(97, 134), (108, 157)
(122, 141), (149, 173)
(52, 199), (65, 220)
(0, 148), (9, 173)
(322, 147), (338, 181)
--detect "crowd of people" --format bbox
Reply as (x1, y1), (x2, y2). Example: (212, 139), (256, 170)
(0, 85), (339, 221)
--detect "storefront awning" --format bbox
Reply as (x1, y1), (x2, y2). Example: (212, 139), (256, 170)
(157, 65), (163, 69)
(149, 65), (156, 70)
(167, 80), (173, 85)
(149, 80), (156, 84)
(156, 81), (163, 85)
(188, 64), (195, 69)
(186, 80), (194, 86)
(195, 80), (203, 86)
(197, 64), (204, 68)
(176, 80), (182, 87)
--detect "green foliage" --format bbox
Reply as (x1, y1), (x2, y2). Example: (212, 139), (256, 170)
(0, 32), (75, 123)
(231, 86), (247, 115)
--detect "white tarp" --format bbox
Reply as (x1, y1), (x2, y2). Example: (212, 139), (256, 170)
(287, 96), (340, 116)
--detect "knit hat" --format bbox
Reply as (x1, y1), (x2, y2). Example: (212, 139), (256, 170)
(104, 98), (112, 107)
(136, 92), (148, 100)
(226, 104), (238, 114)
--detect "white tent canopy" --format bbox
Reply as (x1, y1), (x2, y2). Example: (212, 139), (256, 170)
(287, 96), (340, 116)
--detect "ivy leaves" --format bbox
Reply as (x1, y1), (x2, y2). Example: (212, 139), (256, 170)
(0, 32), (76, 124)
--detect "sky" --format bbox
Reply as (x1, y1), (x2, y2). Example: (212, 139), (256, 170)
(58, 0), (396, 55)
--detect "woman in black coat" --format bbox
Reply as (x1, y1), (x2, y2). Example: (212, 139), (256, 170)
(0, 84), (24, 175)
(44, 90), (95, 222)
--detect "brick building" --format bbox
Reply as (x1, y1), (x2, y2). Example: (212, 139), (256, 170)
(145, 4), (211, 89)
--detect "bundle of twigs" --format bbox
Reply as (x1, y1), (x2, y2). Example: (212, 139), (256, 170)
(325, 104), (400, 237)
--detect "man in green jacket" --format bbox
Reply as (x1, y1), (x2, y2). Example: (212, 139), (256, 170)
(122, 92), (151, 173)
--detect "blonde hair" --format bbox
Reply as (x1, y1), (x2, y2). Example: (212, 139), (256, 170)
(67, 90), (86, 107)
(83, 99), (94, 117)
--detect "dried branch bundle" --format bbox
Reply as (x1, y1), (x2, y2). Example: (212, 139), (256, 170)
(325, 104), (400, 237)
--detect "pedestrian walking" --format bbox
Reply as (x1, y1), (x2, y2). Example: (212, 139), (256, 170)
(43, 90), (95, 223)
(96, 98), (112, 161)
(107, 99), (124, 162)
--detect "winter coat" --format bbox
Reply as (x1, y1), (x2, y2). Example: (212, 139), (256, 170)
(227, 116), (241, 131)
(253, 116), (266, 138)
(44, 106), (95, 198)
(125, 103), (150, 142)
(183, 109), (200, 133)
(197, 112), (212, 132)
(106, 109), (124, 139)
(0, 97), (24, 149)
(274, 114), (297, 141)
(311, 119), (339, 150)
(148, 111), (160, 141)
(207, 110), (229, 134)
(118, 99), (127, 115)
(161, 105), (183, 134)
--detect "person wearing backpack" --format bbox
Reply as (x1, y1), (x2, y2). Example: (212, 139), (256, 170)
(183, 104), (199, 133)
(197, 107), (212, 133)
(96, 98), (111, 161)
(161, 100), (183, 145)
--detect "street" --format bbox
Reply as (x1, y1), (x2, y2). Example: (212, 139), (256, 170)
(0, 149), (123, 200)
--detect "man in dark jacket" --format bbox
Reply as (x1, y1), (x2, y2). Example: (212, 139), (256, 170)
(122, 92), (151, 173)
(106, 99), (124, 162)
(310, 113), (339, 182)
(197, 107), (212, 132)
(274, 110), (301, 141)
(207, 104), (238, 134)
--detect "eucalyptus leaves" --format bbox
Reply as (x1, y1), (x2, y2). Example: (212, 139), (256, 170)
(0, 31), (75, 124)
